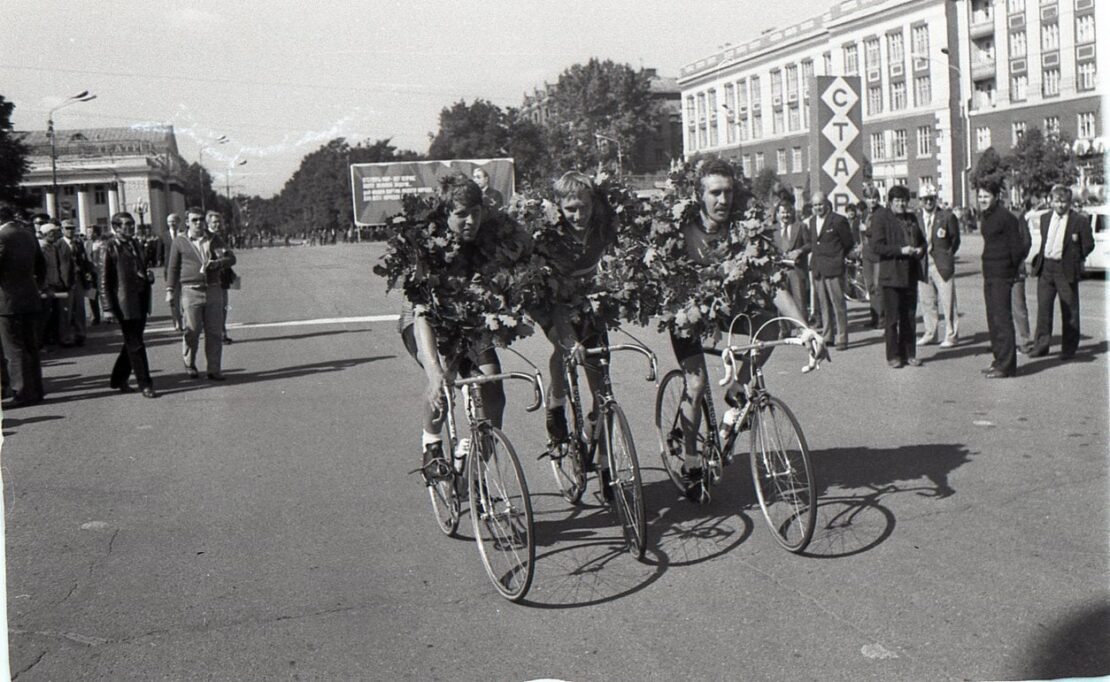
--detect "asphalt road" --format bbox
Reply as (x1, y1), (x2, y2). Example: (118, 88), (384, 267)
(3, 237), (1107, 681)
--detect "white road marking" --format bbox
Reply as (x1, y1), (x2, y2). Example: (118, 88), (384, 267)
(861, 643), (899, 660)
(147, 314), (399, 334)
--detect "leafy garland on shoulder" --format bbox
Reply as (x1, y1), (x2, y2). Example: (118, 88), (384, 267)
(618, 158), (787, 339)
(372, 188), (534, 360)
(507, 178), (652, 331)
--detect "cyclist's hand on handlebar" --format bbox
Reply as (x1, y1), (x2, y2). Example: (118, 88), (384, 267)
(798, 327), (829, 373)
(567, 340), (587, 366)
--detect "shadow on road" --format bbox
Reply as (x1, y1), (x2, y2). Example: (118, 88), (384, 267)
(216, 327), (373, 345)
(2, 413), (65, 436)
(1015, 601), (1110, 679)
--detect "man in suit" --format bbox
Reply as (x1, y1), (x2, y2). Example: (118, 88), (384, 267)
(163, 212), (183, 330)
(916, 184), (962, 348)
(978, 180), (1029, 378)
(100, 212), (157, 398)
(40, 221), (74, 348)
(807, 191), (855, 350)
(870, 185), (926, 368)
(473, 167), (504, 211)
(61, 219), (89, 347)
(1029, 184), (1095, 359)
(860, 187), (885, 329)
(0, 208), (47, 408)
(773, 200), (811, 325)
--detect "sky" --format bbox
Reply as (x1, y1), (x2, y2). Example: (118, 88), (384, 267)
(3, 0), (830, 198)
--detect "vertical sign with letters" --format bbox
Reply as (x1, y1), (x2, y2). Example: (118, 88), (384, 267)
(808, 76), (863, 214)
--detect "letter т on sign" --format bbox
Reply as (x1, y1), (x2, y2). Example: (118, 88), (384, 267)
(807, 76), (863, 215)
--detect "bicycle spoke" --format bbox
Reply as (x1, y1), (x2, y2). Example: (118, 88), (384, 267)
(749, 397), (817, 553)
(606, 405), (647, 559)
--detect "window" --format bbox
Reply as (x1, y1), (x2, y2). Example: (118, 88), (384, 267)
(971, 0), (993, 23)
(1011, 73), (1028, 100)
(975, 82), (997, 108)
(1042, 67), (1060, 96)
(892, 129), (908, 159)
(1012, 121), (1026, 144)
(1044, 116), (1060, 137)
(976, 126), (992, 151)
(708, 89), (719, 146)
(697, 93), (707, 147)
(865, 38), (881, 70)
(912, 25), (929, 56)
(975, 38), (995, 63)
(724, 82), (736, 145)
(1041, 23), (1059, 50)
(738, 117), (749, 142)
(1078, 112), (1096, 138)
(891, 81), (907, 110)
(742, 155), (752, 178)
(844, 44), (859, 74)
(887, 31), (905, 65)
(1007, 0), (1024, 12)
(770, 70), (783, 100)
(750, 75), (761, 107)
(917, 125), (933, 157)
(94, 186), (107, 205)
(737, 79), (749, 109)
(792, 147), (803, 172)
(1010, 31), (1026, 58)
(801, 59), (814, 86)
(777, 149), (788, 173)
(868, 85), (883, 114)
(871, 132), (887, 160)
(785, 64), (798, 96)
(1077, 62), (1096, 90)
(752, 112), (763, 139)
(914, 75), (931, 106)
(823, 51), (833, 74)
(1076, 15), (1095, 44)
(788, 104), (800, 131)
(773, 108), (784, 134)
(755, 152), (765, 171)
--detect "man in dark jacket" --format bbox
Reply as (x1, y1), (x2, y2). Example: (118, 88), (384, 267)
(870, 185), (926, 368)
(807, 191), (855, 350)
(1029, 184), (1095, 359)
(100, 212), (157, 397)
(916, 184), (962, 348)
(0, 208), (47, 407)
(978, 180), (1030, 378)
(860, 187), (884, 328)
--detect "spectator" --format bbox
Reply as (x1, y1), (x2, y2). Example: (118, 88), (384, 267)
(773, 200), (810, 332)
(85, 224), (105, 325)
(807, 191), (854, 351)
(977, 180), (1029, 378)
(163, 213), (183, 331)
(472, 167), (505, 211)
(60, 219), (89, 347)
(1029, 184), (1095, 359)
(860, 188), (884, 329)
(205, 211), (236, 344)
(166, 207), (236, 381)
(915, 184), (962, 348)
(39, 221), (70, 348)
(0, 208), (47, 407)
(99, 212), (156, 398)
(871, 184), (926, 368)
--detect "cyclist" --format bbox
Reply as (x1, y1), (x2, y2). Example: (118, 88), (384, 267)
(398, 174), (531, 485)
(532, 171), (617, 491)
(669, 159), (825, 502)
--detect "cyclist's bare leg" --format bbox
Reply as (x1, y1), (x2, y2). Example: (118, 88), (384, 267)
(678, 352), (709, 470)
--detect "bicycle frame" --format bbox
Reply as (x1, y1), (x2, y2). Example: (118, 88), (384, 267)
(564, 342), (658, 458)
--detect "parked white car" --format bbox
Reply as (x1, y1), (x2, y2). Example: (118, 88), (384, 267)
(1082, 204), (1109, 274)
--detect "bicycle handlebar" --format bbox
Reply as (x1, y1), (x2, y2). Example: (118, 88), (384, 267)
(574, 343), (658, 383)
(452, 371), (546, 412)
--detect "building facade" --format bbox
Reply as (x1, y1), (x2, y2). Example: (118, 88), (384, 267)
(679, 0), (1102, 208)
(16, 125), (189, 236)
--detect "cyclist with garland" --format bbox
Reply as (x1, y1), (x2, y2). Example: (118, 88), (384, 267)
(380, 173), (532, 485)
(529, 171), (619, 497)
(666, 158), (825, 502)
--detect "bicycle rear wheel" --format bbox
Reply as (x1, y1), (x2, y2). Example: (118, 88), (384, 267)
(749, 396), (817, 553)
(469, 427), (535, 602)
(604, 404), (647, 559)
(549, 430), (586, 505)
(655, 369), (715, 493)
(427, 417), (462, 536)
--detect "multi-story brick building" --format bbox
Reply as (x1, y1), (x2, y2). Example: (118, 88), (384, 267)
(679, 0), (1102, 208)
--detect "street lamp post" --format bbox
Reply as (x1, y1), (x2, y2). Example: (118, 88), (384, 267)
(198, 135), (229, 212)
(939, 47), (972, 208)
(48, 90), (96, 218)
(594, 132), (623, 177)
(131, 199), (148, 228)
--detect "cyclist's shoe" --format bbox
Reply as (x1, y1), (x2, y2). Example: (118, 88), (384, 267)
(419, 442), (452, 487)
(682, 467), (708, 504)
(599, 468), (615, 503)
(546, 407), (569, 444)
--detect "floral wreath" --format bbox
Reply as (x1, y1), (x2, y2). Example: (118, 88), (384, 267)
(373, 184), (534, 361)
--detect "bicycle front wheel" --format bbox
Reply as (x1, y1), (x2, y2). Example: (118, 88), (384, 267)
(468, 427), (535, 602)
(655, 369), (715, 493)
(427, 429), (461, 536)
(549, 431), (586, 505)
(749, 396), (817, 553)
(604, 404), (647, 559)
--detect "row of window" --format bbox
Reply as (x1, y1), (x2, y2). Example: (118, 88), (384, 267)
(974, 111), (1098, 151)
(977, 60), (1097, 108)
(843, 24), (930, 75)
(870, 126), (935, 161)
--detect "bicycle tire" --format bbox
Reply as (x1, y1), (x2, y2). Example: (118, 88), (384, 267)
(655, 369), (716, 494)
(604, 404), (648, 559)
(468, 427), (535, 602)
(427, 399), (462, 536)
(549, 428), (586, 505)
(748, 395), (817, 553)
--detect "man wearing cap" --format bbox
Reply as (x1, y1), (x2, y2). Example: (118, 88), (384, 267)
(870, 185), (927, 368)
(1029, 185), (1094, 360)
(0, 208), (47, 407)
(915, 184), (962, 348)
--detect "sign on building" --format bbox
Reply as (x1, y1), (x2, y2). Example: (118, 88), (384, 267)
(350, 158), (515, 226)
(807, 76), (863, 214)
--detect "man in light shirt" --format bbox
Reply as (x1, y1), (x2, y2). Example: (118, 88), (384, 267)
(1028, 185), (1094, 360)
(915, 184), (961, 348)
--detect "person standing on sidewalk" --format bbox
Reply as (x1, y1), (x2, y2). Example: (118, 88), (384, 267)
(870, 185), (926, 369)
(977, 180), (1030, 378)
(0, 209), (46, 408)
(98, 212), (157, 398)
(915, 184), (961, 348)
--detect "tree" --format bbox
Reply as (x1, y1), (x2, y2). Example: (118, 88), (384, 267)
(504, 109), (549, 187)
(751, 167), (780, 204)
(427, 99), (509, 161)
(181, 162), (219, 213)
(970, 147), (1007, 191)
(1004, 127), (1079, 204)
(542, 59), (657, 177)
(0, 94), (30, 206)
